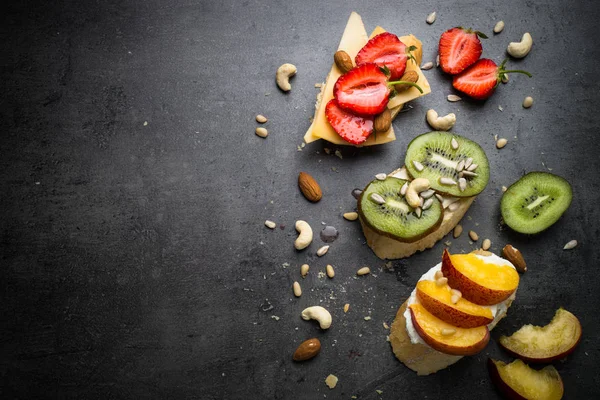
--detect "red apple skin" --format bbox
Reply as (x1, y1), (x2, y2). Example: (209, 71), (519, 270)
(409, 307), (490, 356)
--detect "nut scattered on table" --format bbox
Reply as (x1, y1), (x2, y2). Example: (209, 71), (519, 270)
(343, 212), (358, 221)
(502, 244), (527, 273)
(293, 338), (322, 361)
(293, 281), (302, 297)
(356, 267), (371, 276)
(276, 63), (297, 91)
(300, 263), (310, 277)
(256, 114), (268, 123)
(255, 127), (268, 138)
(298, 172), (322, 202)
(326, 264), (335, 278)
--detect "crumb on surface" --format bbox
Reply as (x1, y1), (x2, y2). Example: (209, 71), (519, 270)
(325, 374), (338, 389)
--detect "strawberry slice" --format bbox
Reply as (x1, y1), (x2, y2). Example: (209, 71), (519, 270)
(453, 59), (532, 100)
(325, 99), (374, 145)
(333, 63), (390, 116)
(439, 27), (487, 75)
(355, 32), (408, 80)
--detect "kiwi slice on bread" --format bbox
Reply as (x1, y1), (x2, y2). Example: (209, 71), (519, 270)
(501, 172), (572, 234)
(405, 132), (489, 197)
(358, 177), (443, 242)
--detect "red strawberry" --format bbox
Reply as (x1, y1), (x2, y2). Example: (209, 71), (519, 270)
(333, 63), (390, 116)
(439, 27), (487, 75)
(452, 58), (532, 100)
(355, 32), (407, 80)
(325, 99), (374, 145)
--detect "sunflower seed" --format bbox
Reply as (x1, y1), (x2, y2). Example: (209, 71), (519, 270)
(447, 94), (462, 102)
(456, 159), (465, 172)
(370, 193), (386, 205)
(421, 62), (434, 70)
(436, 54), (440, 67)
(502, 185), (508, 192)
(400, 182), (408, 196)
(422, 198), (434, 210)
(458, 178), (467, 192)
(426, 11), (437, 24)
(439, 177), (457, 186)
(563, 240), (578, 250)
(317, 245), (330, 256)
(413, 160), (425, 171)
(420, 189), (435, 199)
(375, 173), (387, 181)
(494, 20), (505, 34)
(419, 197), (424, 207)
(465, 157), (474, 168)
(496, 138), (508, 149)
(265, 220), (277, 229)
(451, 138), (459, 150)
(435, 193), (444, 202)
(467, 163), (478, 171)
(415, 207), (422, 218)
(461, 170), (478, 177)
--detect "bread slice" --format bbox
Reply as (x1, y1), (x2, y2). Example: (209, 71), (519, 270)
(360, 168), (475, 260)
(390, 290), (514, 376)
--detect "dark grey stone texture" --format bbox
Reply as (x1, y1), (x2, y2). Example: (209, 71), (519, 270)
(1, 0), (599, 398)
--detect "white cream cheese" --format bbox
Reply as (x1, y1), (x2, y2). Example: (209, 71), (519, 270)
(404, 253), (517, 346)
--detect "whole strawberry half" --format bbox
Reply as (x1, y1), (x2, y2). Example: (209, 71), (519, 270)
(325, 99), (374, 145)
(439, 27), (487, 75)
(453, 58), (532, 100)
(355, 32), (407, 80)
(333, 63), (390, 116)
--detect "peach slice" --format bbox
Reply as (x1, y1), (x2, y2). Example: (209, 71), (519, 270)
(441, 249), (519, 305)
(409, 303), (489, 356)
(499, 308), (582, 363)
(416, 280), (493, 328)
(488, 358), (564, 400)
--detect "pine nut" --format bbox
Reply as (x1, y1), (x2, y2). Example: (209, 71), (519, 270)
(451, 294), (461, 304)
(293, 281), (302, 297)
(301, 264), (310, 277)
(255, 127), (268, 138)
(326, 264), (335, 278)
(482, 238), (492, 250)
(453, 225), (463, 238)
(563, 240), (578, 250)
(494, 21), (505, 34)
(426, 11), (436, 24)
(343, 212), (358, 221)
(441, 328), (456, 336)
(435, 277), (448, 286)
(265, 220), (277, 229)
(434, 270), (444, 280)
(375, 173), (387, 181)
(256, 114), (268, 123)
(523, 96), (534, 108)
(496, 138), (508, 149)
(343, 304), (350, 313)
(469, 230), (479, 241)
(357, 267), (371, 276)
(451, 289), (462, 304)
(317, 245), (330, 257)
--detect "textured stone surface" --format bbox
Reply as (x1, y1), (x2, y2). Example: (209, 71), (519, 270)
(1, 0), (599, 398)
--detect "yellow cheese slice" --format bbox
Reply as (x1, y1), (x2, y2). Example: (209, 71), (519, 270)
(304, 13), (430, 146)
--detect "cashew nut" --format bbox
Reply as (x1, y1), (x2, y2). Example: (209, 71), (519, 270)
(301, 306), (332, 329)
(507, 33), (533, 59)
(276, 63), (297, 92)
(294, 220), (313, 250)
(426, 109), (456, 131)
(406, 178), (430, 208)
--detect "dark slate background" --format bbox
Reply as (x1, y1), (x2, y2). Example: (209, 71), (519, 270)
(2, 0), (599, 399)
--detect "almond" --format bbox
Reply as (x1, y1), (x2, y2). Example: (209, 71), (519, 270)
(502, 244), (527, 273)
(374, 108), (392, 133)
(334, 50), (353, 73)
(293, 338), (321, 361)
(298, 172), (322, 202)
(394, 70), (419, 92)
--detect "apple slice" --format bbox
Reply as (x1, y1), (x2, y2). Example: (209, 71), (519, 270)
(416, 280), (493, 328)
(409, 303), (489, 356)
(488, 358), (564, 400)
(441, 249), (519, 305)
(499, 308), (582, 363)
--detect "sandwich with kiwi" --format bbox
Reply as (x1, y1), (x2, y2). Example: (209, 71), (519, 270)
(357, 131), (489, 259)
(389, 249), (520, 375)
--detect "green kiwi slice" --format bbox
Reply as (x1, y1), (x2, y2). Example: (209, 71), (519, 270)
(405, 132), (490, 197)
(501, 172), (572, 234)
(358, 177), (443, 242)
